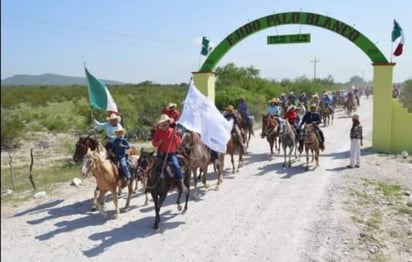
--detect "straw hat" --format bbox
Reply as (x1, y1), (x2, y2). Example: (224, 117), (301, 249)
(238, 95), (245, 101)
(114, 126), (125, 134)
(168, 102), (177, 109)
(289, 91), (294, 95)
(287, 105), (295, 111)
(225, 105), (235, 112)
(107, 113), (121, 121)
(157, 114), (174, 124)
(352, 114), (359, 120)
(310, 103), (318, 109)
(312, 93), (319, 98)
(268, 98), (277, 104)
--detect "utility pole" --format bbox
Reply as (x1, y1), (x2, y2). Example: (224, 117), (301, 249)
(311, 57), (319, 80)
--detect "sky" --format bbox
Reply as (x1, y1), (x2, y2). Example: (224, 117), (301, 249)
(2, 0), (411, 84)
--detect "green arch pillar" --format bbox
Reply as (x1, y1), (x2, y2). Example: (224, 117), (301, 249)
(192, 71), (216, 101)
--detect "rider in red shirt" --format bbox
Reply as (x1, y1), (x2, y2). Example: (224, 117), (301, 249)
(161, 103), (180, 128)
(152, 114), (187, 193)
(284, 105), (298, 126)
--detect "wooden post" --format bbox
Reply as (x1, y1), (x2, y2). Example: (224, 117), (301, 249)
(29, 148), (37, 191)
(8, 152), (15, 191)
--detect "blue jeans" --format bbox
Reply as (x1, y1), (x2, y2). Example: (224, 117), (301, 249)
(119, 156), (131, 179)
(166, 153), (183, 180)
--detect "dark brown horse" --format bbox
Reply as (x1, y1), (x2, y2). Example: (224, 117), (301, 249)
(234, 110), (254, 149)
(138, 150), (190, 231)
(261, 114), (280, 158)
(226, 128), (244, 174)
(303, 123), (320, 171)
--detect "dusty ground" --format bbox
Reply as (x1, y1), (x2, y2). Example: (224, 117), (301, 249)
(1, 96), (412, 262)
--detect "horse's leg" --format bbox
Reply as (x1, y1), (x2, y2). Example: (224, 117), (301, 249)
(111, 187), (120, 219)
(231, 153), (235, 174)
(305, 148), (309, 171)
(152, 194), (160, 230)
(288, 146), (293, 168)
(142, 175), (149, 205)
(181, 172), (191, 214)
(192, 169), (200, 199)
(215, 154), (224, 190)
(91, 186), (99, 211)
(237, 151), (243, 172)
(124, 177), (133, 211)
(202, 165), (209, 190)
(154, 192), (168, 230)
(315, 149), (320, 167)
(97, 190), (107, 219)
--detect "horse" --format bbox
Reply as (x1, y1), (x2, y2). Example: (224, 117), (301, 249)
(234, 110), (254, 149)
(319, 102), (334, 126)
(303, 123), (320, 171)
(344, 98), (357, 115)
(181, 131), (224, 197)
(261, 114), (280, 158)
(226, 128), (244, 174)
(297, 103), (306, 121)
(280, 121), (297, 168)
(138, 150), (190, 231)
(73, 135), (139, 211)
(80, 149), (124, 219)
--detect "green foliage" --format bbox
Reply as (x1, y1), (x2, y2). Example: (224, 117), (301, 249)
(399, 79), (412, 112)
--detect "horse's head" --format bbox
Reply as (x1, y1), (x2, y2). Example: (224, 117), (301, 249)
(137, 148), (156, 171)
(80, 149), (97, 178)
(73, 135), (100, 163)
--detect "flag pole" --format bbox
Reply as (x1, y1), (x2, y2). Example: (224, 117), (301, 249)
(84, 62), (98, 141)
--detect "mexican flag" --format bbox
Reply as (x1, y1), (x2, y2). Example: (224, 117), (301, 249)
(85, 67), (118, 114)
(392, 20), (405, 57)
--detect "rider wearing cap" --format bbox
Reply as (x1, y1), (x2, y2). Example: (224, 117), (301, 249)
(300, 104), (325, 151)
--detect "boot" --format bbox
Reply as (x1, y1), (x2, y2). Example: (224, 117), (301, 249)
(176, 179), (188, 194)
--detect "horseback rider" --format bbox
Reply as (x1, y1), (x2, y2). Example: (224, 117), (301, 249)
(261, 98), (283, 137)
(321, 91), (334, 112)
(92, 113), (123, 158)
(300, 104), (325, 151)
(237, 96), (252, 130)
(287, 91), (297, 105)
(299, 92), (307, 109)
(284, 104), (298, 134)
(161, 102), (180, 128)
(112, 126), (132, 188)
(151, 114), (188, 194)
(224, 105), (247, 154)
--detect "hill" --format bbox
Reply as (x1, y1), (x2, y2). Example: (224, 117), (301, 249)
(1, 73), (124, 86)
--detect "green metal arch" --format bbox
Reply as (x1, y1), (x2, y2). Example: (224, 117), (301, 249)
(200, 11), (388, 72)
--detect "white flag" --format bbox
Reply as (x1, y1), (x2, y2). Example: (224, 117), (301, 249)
(178, 80), (233, 153)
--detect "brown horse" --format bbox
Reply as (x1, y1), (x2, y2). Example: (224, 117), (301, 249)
(181, 131), (224, 196)
(261, 114), (280, 158)
(319, 102), (334, 126)
(303, 123), (320, 171)
(234, 110), (254, 149)
(81, 149), (122, 219)
(226, 128), (244, 173)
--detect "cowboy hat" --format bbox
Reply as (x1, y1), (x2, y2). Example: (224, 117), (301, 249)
(238, 95), (245, 101)
(224, 105), (235, 112)
(289, 91), (294, 95)
(287, 105), (295, 111)
(312, 93), (319, 98)
(310, 103), (318, 109)
(168, 102), (177, 109)
(114, 126), (125, 134)
(352, 114), (359, 120)
(107, 113), (121, 121)
(157, 114), (174, 124)
(268, 98), (277, 103)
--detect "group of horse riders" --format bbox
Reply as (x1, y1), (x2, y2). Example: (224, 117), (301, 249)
(261, 91), (326, 151)
(90, 90), (334, 190)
